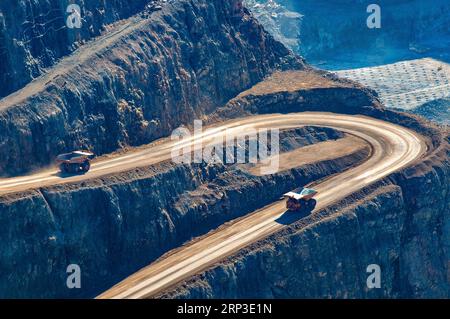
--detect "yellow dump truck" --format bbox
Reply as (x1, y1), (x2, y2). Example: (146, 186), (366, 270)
(283, 188), (318, 212)
(56, 151), (94, 174)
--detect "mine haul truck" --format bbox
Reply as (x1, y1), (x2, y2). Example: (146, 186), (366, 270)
(56, 151), (94, 174)
(283, 188), (318, 212)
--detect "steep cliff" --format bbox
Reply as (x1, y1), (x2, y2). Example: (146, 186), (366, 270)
(243, 0), (301, 52)
(245, 0), (450, 67)
(0, 0), (303, 176)
(0, 0), (150, 98)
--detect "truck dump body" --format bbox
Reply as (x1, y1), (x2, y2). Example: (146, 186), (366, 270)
(56, 151), (94, 164)
(284, 188), (318, 201)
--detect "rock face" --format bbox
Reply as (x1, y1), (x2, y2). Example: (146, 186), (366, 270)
(0, 0), (150, 98)
(245, 0), (450, 67)
(0, 0), (303, 176)
(294, 0), (450, 65)
(0, 126), (366, 298)
(243, 0), (302, 52)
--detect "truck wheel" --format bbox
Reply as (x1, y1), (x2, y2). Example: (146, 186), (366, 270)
(307, 199), (317, 212)
(60, 163), (70, 173)
(69, 163), (80, 173)
(81, 160), (90, 173)
(298, 199), (307, 212)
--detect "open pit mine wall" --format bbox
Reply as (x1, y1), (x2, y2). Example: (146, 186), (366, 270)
(0, 127), (368, 298)
(0, 0), (150, 98)
(0, 0), (303, 176)
(288, 0), (450, 60)
(161, 89), (450, 299)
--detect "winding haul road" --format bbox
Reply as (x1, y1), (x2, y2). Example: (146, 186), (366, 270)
(66, 112), (423, 299)
(0, 112), (427, 298)
(0, 0), (430, 300)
